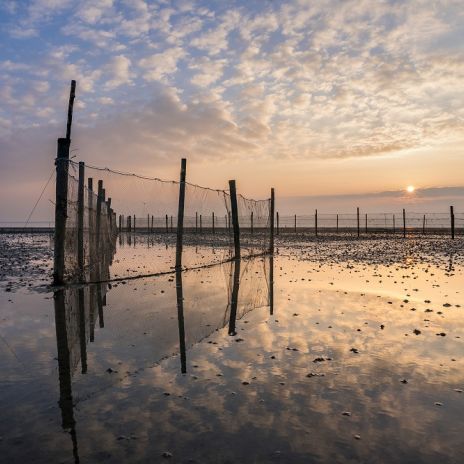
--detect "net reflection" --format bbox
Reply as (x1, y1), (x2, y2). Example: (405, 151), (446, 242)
(53, 254), (274, 462)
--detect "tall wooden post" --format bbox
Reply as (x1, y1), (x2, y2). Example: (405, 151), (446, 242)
(336, 214), (339, 233)
(357, 207), (360, 238)
(294, 214), (297, 233)
(165, 214), (168, 233)
(53, 80), (76, 285)
(269, 254), (274, 315)
(77, 162), (85, 281)
(450, 206), (455, 239)
(212, 212), (215, 234)
(133, 215), (136, 231)
(95, 180), (103, 249)
(315, 209), (318, 236)
(251, 211), (254, 235)
(127, 215), (131, 232)
(270, 188), (275, 254)
(175, 158), (187, 269)
(403, 209), (406, 238)
(151, 215), (154, 233)
(228, 258), (241, 336)
(118, 215), (122, 232)
(229, 180), (240, 259)
(175, 267), (187, 373)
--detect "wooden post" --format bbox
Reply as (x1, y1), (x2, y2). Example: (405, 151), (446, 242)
(450, 206), (455, 239)
(269, 254), (274, 315)
(294, 214), (297, 233)
(315, 209), (318, 236)
(251, 211), (254, 234)
(175, 268), (187, 373)
(133, 215), (136, 231)
(365, 213), (368, 234)
(151, 215), (154, 233)
(53, 81), (76, 285)
(228, 258), (241, 336)
(175, 158), (187, 269)
(165, 214), (168, 233)
(276, 211), (279, 235)
(422, 214), (426, 235)
(77, 162), (85, 281)
(357, 207), (360, 238)
(270, 188), (275, 253)
(212, 212), (215, 234)
(403, 208), (406, 238)
(229, 180), (240, 259)
(336, 214), (339, 233)
(107, 197), (112, 232)
(118, 215), (122, 232)
(95, 180), (103, 249)
(127, 215), (131, 232)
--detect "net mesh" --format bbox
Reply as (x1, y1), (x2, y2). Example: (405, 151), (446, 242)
(61, 160), (271, 283)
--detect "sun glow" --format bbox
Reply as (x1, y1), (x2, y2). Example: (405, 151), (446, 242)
(406, 185), (415, 193)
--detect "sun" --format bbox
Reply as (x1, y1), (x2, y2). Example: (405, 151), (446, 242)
(406, 185), (415, 193)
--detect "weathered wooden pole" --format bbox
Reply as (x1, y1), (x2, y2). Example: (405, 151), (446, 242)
(357, 207), (360, 238)
(251, 211), (254, 234)
(269, 254), (274, 315)
(212, 212), (215, 234)
(422, 214), (426, 235)
(228, 258), (241, 336)
(450, 206), (455, 239)
(175, 158), (187, 269)
(127, 214), (131, 232)
(95, 180), (103, 249)
(336, 214), (339, 233)
(270, 188), (275, 254)
(294, 214), (297, 233)
(315, 209), (318, 236)
(133, 215), (136, 231)
(107, 197), (112, 232)
(53, 80), (76, 285)
(151, 215), (154, 233)
(229, 180), (240, 259)
(175, 267), (187, 373)
(403, 208), (406, 238)
(165, 214), (168, 233)
(77, 162), (85, 281)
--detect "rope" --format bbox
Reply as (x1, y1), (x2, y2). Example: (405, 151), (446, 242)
(23, 168), (55, 228)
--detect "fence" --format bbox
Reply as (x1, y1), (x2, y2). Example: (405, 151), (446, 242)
(275, 209), (460, 237)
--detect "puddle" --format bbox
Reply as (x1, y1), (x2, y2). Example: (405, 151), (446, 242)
(0, 235), (463, 463)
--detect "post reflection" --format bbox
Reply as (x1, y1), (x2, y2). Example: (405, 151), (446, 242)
(52, 253), (273, 462)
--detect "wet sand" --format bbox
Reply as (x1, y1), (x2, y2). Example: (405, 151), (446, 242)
(0, 233), (463, 463)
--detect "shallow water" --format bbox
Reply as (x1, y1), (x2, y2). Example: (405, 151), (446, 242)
(0, 235), (463, 463)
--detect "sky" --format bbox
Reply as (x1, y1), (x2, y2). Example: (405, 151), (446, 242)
(0, 0), (463, 221)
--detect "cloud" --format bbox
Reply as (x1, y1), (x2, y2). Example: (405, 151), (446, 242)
(139, 47), (185, 82)
(104, 55), (132, 89)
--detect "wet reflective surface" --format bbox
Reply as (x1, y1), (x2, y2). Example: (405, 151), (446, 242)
(1, 235), (464, 463)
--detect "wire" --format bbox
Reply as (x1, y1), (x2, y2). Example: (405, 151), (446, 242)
(24, 168), (55, 228)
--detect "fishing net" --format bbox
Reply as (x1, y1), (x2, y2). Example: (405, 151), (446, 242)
(61, 160), (272, 283)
